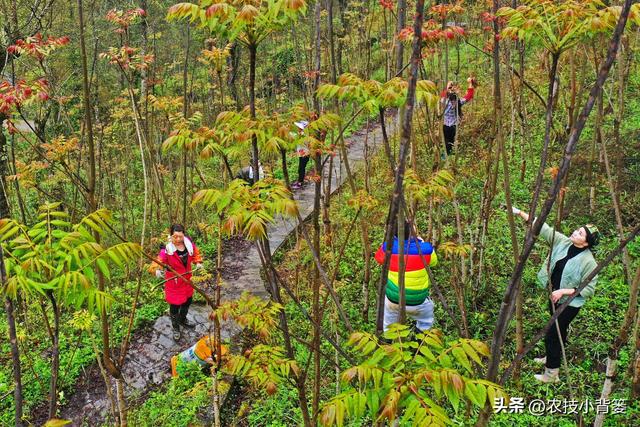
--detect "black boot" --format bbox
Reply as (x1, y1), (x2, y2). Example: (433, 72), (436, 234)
(179, 315), (196, 329)
(178, 298), (195, 329)
(171, 315), (181, 341)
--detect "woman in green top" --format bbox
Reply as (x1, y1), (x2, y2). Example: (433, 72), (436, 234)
(512, 206), (600, 383)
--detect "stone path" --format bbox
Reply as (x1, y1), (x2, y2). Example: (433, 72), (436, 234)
(61, 118), (395, 426)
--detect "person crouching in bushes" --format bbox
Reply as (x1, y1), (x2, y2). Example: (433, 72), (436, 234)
(171, 334), (229, 377)
(375, 221), (438, 333)
(150, 224), (203, 341)
(511, 206), (600, 383)
(235, 162), (264, 184)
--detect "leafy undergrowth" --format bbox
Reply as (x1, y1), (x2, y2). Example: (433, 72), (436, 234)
(224, 76), (640, 426)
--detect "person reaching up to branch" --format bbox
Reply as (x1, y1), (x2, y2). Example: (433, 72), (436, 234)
(235, 162), (264, 184)
(440, 76), (476, 157)
(511, 206), (600, 383)
(375, 221), (438, 334)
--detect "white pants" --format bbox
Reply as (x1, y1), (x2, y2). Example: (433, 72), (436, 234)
(383, 296), (434, 332)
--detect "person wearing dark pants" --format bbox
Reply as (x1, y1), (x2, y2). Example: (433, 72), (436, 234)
(440, 77), (476, 156)
(296, 155), (310, 187)
(150, 224), (203, 340)
(511, 205), (600, 383)
(544, 302), (580, 371)
(291, 120), (309, 190)
(442, 125), (457, 156)
(169, 296), (193, 331)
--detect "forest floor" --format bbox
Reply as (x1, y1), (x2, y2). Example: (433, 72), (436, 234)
(55, 115), (397, 426)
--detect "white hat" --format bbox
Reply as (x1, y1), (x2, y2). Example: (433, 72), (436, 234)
(294, 120), (309, 130)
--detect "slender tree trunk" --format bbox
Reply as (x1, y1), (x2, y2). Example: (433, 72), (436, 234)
(599, 108), (632, 286)
(182, 24), (190, 223)
(90, 332), (117, 422)
(376, 0), (425, 335)
(395, 0), (406, 76)
(567, 48), (577, 132)
(0, 114), (11, 219)
(613, 39), (627, 194)
(210, 217), (224, 427)
(115, 378), (127, 427)
(249, 43), (260, 183)
(47, 292), (61, 419)
(517, 41), (527, 182)
(397, 210), (406, 323)
(257, 240), (312, 426)
(280, 148), (291, 189)
(632, 313), (640, 398)
(78, 0), (96, 211)
(312, 152), (322, 420)
(528, 52), (560, 223)
(588, 48), (602, 214)
(328, 0), (338, 84)
(2, 244), (23, 426)
(311, 2), (323, 418)
(379, 108), (395, 171)
(227, 42), (240, 109)
(594, 264), (640, 427)
(78, 3), (121, 397)
(491, 3), (522, 381)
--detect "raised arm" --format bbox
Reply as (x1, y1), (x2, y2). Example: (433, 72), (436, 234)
(460, 77), (475, 103)
(511, 206), (567, 246)
(149, 249), (168, 278)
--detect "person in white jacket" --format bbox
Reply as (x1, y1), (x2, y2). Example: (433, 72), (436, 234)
(291, 120), (309, 189)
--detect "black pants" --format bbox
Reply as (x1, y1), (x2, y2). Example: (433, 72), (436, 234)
(169, 297), (192, 328)
(443, 125), (457, 155)
(297, 155), (310, 183)
(544, 302), (580, 369)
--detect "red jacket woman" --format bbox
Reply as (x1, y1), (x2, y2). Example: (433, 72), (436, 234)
(150, 224), (203, 340)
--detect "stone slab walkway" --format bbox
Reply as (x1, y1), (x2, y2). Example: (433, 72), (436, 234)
(61, 117), (395, 426)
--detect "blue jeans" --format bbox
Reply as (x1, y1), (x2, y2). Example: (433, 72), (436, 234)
(383, 296), (434, 332)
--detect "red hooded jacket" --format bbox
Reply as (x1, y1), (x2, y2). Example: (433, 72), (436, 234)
(152, 236), (203, 305)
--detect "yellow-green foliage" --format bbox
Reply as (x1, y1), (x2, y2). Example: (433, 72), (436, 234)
(193, 178), (298, 240)
(167, 0), (308, 47)
(317, 73), (439, 113)
(0, 204), (141, 313)
(320, 324), (505, 426)
(497, 0), (640, 53)
(215, 292), (298, 397)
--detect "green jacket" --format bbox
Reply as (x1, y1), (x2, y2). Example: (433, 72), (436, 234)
(536, 222), (598, 308)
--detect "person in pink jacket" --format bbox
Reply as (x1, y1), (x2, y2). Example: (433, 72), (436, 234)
(150, 224), (203, 340)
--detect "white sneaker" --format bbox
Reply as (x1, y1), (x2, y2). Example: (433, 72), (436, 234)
(533, 356), (546, 365)
(534, 367), (560, 383)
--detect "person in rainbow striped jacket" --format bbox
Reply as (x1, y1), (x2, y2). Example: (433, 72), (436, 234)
(375, 224), (438, 333)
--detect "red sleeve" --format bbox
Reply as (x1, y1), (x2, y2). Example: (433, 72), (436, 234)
(440, 89), (447, 99)
(192, 245), (203, 264)
(374, 246), (385, 265)
(148, 249), (167, 274)
(463, 87), (474, 102)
